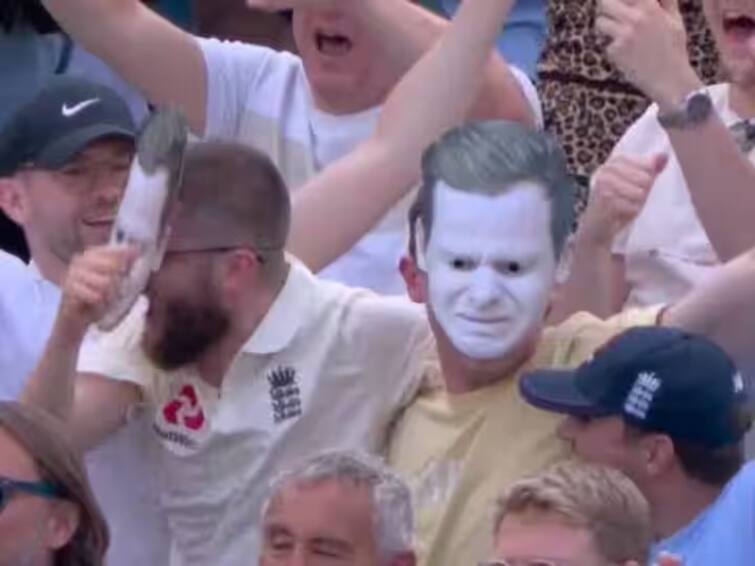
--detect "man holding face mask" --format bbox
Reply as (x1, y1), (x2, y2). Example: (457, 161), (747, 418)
(387, 119), (755, 566)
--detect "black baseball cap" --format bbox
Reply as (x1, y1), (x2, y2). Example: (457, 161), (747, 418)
(0, 76), (136, 177)
(520, 327), (752, 448)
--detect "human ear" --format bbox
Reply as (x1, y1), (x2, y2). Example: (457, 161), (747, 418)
(642, 434), (675, 478)
(399, 254), (428, 304)
(45, 501), (80, 550)
(0, 177), (29, 226)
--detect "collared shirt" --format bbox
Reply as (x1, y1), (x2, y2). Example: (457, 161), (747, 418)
(199, 36), (542, 294)
(388, 307), (662, 566)
(611, 83), (745, 308)
(0, 251), (169, 566)
(78, 260), (432, 566)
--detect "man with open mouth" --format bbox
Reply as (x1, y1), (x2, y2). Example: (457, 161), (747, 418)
(0, 76), (170, 564)
(559, 0), (755, 340)
(38, 0), (539, 296)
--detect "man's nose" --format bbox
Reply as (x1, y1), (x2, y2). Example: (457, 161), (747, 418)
(466, 266), (501, 308)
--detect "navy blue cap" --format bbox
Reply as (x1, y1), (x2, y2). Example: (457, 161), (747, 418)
(0, 76), (136, 177)
(521, 327), (752, 448)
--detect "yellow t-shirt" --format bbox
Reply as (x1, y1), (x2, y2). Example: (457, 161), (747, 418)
(387, 308), (662, 566)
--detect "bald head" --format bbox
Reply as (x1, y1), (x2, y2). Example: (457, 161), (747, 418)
(170, 141), (291, 275)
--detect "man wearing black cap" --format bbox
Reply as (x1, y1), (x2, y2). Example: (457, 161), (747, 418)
(522, 326), (755, 566)
(0, 76), (170, 565)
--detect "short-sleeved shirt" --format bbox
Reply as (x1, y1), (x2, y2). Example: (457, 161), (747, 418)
(387, 307), (662, 566)
(0, 251), (169, 566)
(611, 83), (746, 308)
(78, 260), (432, 566)
(651, 462), (755, 565)
(198, 37), (542, 294)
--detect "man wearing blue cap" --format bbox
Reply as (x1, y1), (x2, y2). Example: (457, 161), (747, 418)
(0, 75), (170, 565)
(522, 326), (755, 566)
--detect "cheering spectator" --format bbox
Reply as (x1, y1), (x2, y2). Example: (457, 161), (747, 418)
(558, 0), (755, 319)
(21, 3), (516, 563)
(0, 76), (170, 565)
(0, 401), (108, 566)
(537, 0), (719, 217)
(38, 0), (537, 294)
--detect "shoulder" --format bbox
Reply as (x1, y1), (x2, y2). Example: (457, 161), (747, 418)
(0, 251), (32, 285)
(196, 36), (303, 82)
(539, 307), (663, 365)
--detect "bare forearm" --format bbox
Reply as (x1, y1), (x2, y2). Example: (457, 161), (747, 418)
(664, 248), (755, 365)
(363, 0), (531, 123)
(42, 0), (206, 132)
(548, 237), (621, 323)
(668, 115), (755, 261)
(22, 319), (87, 422)
(290, 0), (516, 270)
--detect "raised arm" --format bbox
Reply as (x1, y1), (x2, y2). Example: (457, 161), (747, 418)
(548, 154), (666, 322)
(663, 247), (755, 370)
(288, 0), (519, 271)
(42, 0), (207, 133)
(22, 247), (142, 451)
(598, 0), (755, 261)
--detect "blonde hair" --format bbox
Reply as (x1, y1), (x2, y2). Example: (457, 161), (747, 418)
(495, 461), (651, 564)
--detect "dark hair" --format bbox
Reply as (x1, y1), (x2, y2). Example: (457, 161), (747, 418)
(625, 408), (750, 487)
(409, 120), (576, 260)
(0, 1), (60, 34)
(0, 402), (109, 565)
(176, 141), (291, 279)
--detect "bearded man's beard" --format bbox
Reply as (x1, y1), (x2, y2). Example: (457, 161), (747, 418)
(143, 298), (230, 371)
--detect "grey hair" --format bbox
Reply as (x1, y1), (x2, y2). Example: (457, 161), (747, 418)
(262, 450), (414, 562)
(409, 120), (576, 260)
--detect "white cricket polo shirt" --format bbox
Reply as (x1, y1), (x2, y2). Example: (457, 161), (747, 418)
(78, 260), (431, 566)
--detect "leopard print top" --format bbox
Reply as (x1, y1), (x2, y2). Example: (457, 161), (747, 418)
(537, 0), (720, 216)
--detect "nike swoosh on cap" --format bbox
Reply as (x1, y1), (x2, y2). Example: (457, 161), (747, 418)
(62, 98), (100, 118)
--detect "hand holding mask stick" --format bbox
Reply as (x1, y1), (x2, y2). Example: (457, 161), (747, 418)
(97, 109), (188, 330)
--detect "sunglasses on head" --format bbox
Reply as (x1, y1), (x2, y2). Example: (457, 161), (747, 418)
(0, 477), (61, 513)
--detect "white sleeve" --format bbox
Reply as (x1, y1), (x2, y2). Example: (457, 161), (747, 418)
(197, 36), (299, 139)
(509, 65), (544, 129)
(77, 300), (154, 393)
(344, 293), (433, 410)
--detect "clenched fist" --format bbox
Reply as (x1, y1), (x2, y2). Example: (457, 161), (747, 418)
(579, 153), (669, 245)
(58, 245), (138, 336)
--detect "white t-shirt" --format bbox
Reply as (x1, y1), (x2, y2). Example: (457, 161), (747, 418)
(610, 84), (746, 307)
(78, 260), (433, 566)
(0, 251), (169, 566)
(198, 37), (543, 295)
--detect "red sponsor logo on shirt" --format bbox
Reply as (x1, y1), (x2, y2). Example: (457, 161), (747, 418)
(162, 384), (206, 431)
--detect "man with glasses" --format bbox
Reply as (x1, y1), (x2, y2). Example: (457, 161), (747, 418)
(481, 461), (652, 566)
(21, 1), (509, 563)
(0, 76), (169, 564)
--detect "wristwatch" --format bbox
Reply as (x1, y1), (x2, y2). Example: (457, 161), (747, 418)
(657, 89), (713, 130)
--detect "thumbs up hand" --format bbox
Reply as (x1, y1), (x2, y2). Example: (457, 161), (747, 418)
(596, 0), (703, 111)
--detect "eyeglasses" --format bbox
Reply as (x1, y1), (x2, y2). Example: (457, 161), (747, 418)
(0, 477), (62, 513)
